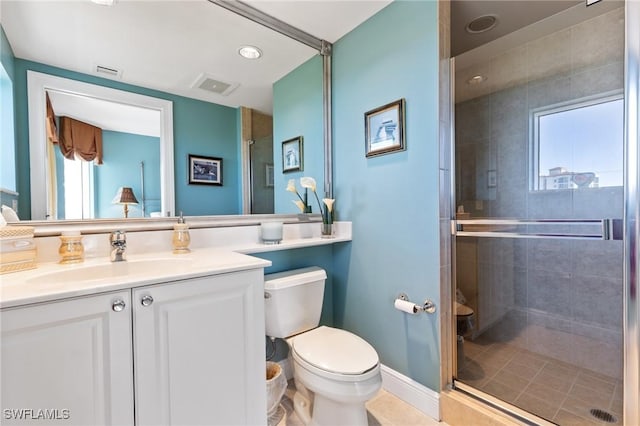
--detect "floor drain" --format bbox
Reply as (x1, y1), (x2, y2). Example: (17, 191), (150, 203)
(590, 408), (617, 423)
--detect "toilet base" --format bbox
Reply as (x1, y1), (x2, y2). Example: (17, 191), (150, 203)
(293, 387), (368, 426)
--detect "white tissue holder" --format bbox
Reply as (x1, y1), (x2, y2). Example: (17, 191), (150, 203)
(395, 293), (436, 314)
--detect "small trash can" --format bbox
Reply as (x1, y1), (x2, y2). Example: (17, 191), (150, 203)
(266, 361), (287, 426)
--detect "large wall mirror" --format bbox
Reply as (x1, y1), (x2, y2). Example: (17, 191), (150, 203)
(0, 0), (329, 222)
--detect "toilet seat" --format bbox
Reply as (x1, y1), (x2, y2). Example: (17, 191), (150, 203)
(291, 326), (379, 379)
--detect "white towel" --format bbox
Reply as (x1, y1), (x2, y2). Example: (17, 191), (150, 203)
(1, 205), (20, 222)
(0, 212), (6, 227)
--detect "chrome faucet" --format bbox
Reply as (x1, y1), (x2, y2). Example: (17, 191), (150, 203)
(110, 230), (127, 262)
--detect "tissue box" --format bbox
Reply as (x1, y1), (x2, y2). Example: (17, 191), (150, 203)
(0, 226), (37, 274)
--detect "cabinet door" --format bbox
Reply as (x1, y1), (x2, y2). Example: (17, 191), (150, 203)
(133, 269), (266, 426)
(1, 291), (134, 426)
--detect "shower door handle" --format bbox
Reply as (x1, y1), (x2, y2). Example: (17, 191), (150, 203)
(454, 218), (622, 240)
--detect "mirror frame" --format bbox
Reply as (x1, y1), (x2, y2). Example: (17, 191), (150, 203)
(27, 70), (175, 220)
(211, 0), (333, 199)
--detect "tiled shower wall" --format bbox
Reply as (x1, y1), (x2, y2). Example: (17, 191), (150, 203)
(455, 7), (624, 379)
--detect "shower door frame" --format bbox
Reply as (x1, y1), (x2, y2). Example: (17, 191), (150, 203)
(445, 1), (640, 423)
(623, 0), (640, 424)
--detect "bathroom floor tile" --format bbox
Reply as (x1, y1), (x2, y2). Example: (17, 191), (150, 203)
(574, 371), (616, 394)
(278, 382), (446, 426)
(514, 392), (560, 421)
(457, 324), (622, 426)
(553, 409), (600, 426)
(367, 390), (443, 425)
(480, 379), (521, 404)
(501, 359), (542, 380)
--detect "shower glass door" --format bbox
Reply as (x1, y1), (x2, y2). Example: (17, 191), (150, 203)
(453, 3), (625, 424)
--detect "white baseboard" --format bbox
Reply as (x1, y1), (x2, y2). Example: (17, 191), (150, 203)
(380, 364), (440, 421)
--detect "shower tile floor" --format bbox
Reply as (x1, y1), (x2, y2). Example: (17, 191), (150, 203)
(277, 380), (445, 426)
(457, 338), (623, 425)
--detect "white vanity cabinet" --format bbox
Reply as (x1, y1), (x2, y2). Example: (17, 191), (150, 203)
(1, 268), (266, 426)
(133, 269), (266, 425)
(1, 290), (135, 425)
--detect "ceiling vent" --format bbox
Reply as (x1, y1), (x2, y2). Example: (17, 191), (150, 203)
(192, 73), (239, 96)
(94, 64), (122, 79)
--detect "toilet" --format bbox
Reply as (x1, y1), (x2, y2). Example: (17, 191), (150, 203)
(454, 289), (475, 370)
(264, 267), (382, 426)
(455, 289), (475, 336)
(456, 302), (475, 335)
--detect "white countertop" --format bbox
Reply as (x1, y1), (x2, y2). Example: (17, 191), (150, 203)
(0, 249), (271, 309)
(0, 222), (352, 309)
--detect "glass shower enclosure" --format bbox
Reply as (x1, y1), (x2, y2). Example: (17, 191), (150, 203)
(451, 1), (638, 424)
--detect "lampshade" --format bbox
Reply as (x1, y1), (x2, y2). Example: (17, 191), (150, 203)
(112, 187), (139, 218)
(112, 187), (139, 205)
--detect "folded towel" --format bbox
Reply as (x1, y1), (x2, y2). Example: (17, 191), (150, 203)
(1, 205), (19, 222)
(0, 212), (5, 227)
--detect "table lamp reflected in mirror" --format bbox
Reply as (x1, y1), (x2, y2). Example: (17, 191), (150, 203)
(112, 187), (139, 218)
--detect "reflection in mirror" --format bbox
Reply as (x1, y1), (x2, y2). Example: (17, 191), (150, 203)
(27, 71), (175, 220)
(0, 60), (16, 210)
(1, 0), (322, 222)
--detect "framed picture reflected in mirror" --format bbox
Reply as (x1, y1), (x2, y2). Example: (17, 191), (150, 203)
(189, 154), (222, 185)
(282, 136), (303, 173)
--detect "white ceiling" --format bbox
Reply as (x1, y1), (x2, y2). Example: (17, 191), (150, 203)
(0, 0), (392, 133)
(47, 90), (162, 137)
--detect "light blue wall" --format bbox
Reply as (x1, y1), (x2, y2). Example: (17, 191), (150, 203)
(12, 59), (240, 219)
(53, 130), (160, 219)
(273, 55), (324, 213)
(95, 131), (161, 218)
(332, 0), (441, 390)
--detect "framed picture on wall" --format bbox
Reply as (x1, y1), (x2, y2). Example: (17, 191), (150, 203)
(188, 154), (223, 185)
(365, 98), (406, 158)
(282, 136), (303, 173)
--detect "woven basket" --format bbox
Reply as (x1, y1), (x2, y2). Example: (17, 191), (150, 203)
(0, 226), (35, 239)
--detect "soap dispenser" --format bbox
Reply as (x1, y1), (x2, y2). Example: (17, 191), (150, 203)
(172, 212), (191, 254)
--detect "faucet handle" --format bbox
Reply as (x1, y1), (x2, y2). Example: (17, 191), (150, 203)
(110, 230), (126, 245)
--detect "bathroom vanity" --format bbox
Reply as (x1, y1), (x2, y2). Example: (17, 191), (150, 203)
(0, 249), (270, 425)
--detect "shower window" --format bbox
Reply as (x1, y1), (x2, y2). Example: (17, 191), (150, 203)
(530, 92), (623, 191)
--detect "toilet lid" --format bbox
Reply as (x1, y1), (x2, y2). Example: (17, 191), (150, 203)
(292, 326), (379, 375)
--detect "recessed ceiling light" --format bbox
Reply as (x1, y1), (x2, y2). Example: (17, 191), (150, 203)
(466, 14), (498, 34)
(467, 75), (487, 85)
(238, 46), (262, 60)
(91, 0), (117, 6)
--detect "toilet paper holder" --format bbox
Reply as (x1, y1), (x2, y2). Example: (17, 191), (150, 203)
(396, 293), (437, 314)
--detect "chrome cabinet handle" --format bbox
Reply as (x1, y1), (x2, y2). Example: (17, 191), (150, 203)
(112, 299), (126, 312)
(140, 295), (154, 307)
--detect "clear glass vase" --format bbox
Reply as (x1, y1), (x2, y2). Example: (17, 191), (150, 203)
(321, 222), (334, 238)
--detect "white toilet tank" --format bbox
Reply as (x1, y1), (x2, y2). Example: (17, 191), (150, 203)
(264, 266), (327, 338)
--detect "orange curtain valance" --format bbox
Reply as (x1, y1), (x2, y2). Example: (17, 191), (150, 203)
(58, 116), (103, 165)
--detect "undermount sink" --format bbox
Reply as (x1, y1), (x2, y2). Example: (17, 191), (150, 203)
(27, 258), (193, 286)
